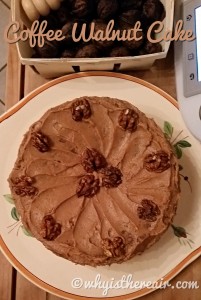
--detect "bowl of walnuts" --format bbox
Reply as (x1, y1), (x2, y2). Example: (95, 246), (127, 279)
(12, 0), (174, 78)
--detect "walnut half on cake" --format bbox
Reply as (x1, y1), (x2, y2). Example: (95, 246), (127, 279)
(8, 96), (180, 266)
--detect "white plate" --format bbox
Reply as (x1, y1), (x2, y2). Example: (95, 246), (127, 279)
(0, 72), (201, 300)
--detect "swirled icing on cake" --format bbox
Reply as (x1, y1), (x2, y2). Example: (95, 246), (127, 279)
(8, 96), (180, 266)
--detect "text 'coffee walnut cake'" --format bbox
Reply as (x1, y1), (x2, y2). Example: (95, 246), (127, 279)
(8, 96), (180, 266)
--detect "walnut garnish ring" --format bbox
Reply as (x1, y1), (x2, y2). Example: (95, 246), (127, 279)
(137, 199), (160, 222)
(81, 148), (107, 173)
(118, 108), (139, 132)
(77, 175), (100, 198)
(101, 166), (122, 188)
(31, 132), (50, 153)
(12, 175), (38, 197)
(102, 237), (125, 257)
(41, 215), (62, 241)
(71, 98), (92, 121)
(144, 151), (170, 173)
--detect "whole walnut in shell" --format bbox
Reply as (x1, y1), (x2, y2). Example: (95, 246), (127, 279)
(109, 46), (131, 57)
(97, 0), (119, 20)
(139, 41), (162, 55)
(143, 0), (166, 22)
(75, 44), (100, 58)
(92, 20), (114, 50)
(118, 9), (142, 27)
(71, 0), (93, 18)
(122, 27), (144, 50)
(55, 2), (70, 25)
(61, 48), (76, 58)
(120, 0), (144, 11)
(39, 13), (60, 31)
(61, 21), (75, 45)
(62, 19), (84, 46)
(35, 39), (60, 58)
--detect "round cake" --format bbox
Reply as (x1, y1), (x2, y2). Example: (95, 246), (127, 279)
(8, 96), (180, 266)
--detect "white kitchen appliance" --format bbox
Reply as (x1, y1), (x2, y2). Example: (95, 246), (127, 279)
(175, 0), (201, 140)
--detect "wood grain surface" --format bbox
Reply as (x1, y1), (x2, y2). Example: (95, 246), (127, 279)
(1, 44), (201, 300)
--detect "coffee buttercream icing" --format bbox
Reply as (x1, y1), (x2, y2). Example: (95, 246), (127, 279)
(8, 96), (180, 266)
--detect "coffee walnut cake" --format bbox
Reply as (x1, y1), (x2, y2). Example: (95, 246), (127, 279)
(8, 96), (180, 266)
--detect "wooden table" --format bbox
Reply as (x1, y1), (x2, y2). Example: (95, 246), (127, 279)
(1, 44), (201, 300)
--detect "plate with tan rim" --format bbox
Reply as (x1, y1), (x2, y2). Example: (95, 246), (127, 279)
(0, 72), (201, 300)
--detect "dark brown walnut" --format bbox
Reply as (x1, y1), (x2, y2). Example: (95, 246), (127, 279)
(92, 20), (113, 50)
(102, 237), (126, 257)
(101, 166), (123, 188)
(118, 9), (142, 27)
(144, 151), (170, 173)
(12, 175), (38, 197)
(122, 29), (144, 50)
(31, 132), (50, 152)
(35, 39), (59, 58)
(13, 186), (38, 197)
(109, 46), (131, 57)
(71, 0), (93, 18)
(120, 0), (144, 11)
(76, 175), (100, 198)
(55, 2), (70, 25)
(12, 175), (34, 186)
(118, 108), (139, 132)
(139, 41), (162, 55)
(81, 148), (107, 173)
(71, 98), (92, 121)
(39, 13), (60, 31)
(97, 0), (119, 20)
(143, 0), (166, 22)
(41, 215), (62, 241)
(137, 199), (160, 222)
(75, 44), (100, 58)
(61, 21), (75, 45)
(61, 48), (76, 58)
(61, 21), (83, 46)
